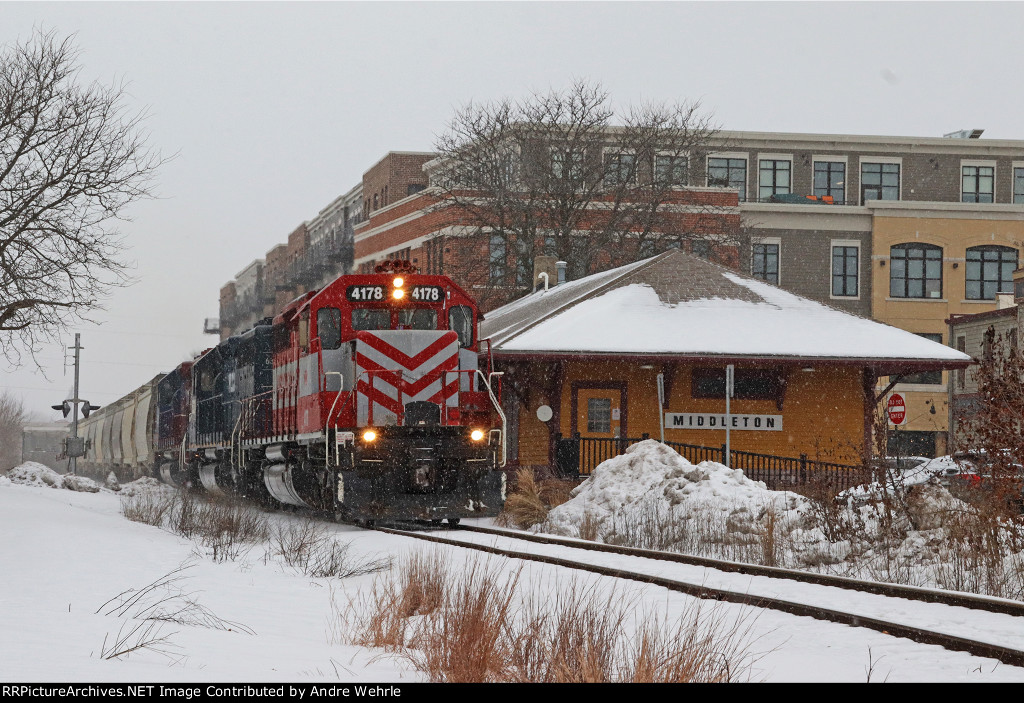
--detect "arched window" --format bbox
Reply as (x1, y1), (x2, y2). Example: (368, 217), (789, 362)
(966, 245), (1018, 300)
(890, 243), (942, 299)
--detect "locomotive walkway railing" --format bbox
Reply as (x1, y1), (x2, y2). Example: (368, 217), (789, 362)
(555, 434), (870, 491)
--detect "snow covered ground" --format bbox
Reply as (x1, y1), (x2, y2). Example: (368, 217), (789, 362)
(2, 464), (1023, 682)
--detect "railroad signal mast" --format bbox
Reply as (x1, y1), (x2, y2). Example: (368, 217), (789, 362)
(50, 334), (99, 475)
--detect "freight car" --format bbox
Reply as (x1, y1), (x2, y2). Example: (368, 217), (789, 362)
(82, 262), (506, 524)
(78, 375), (162, 480)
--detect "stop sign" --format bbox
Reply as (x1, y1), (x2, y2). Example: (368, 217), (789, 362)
(887, 393), (907, 425)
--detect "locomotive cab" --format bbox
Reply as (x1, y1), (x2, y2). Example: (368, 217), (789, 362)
(259, 260), (506, 522)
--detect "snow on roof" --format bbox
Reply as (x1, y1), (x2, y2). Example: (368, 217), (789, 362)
(482, 250), (971, 365)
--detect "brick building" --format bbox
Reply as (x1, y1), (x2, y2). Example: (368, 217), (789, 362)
(215, 126), (1024, 457)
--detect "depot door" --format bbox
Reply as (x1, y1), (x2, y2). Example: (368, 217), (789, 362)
(572, 384), (626, 439)
(571, 383), (627, 474)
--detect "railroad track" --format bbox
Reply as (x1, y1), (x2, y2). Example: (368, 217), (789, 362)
(370, 522), (1024, 668)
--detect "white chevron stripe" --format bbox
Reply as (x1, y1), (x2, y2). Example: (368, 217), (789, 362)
(356, 340), (459, 377)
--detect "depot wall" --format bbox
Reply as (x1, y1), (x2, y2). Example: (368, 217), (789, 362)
(510, 358), (868, 468)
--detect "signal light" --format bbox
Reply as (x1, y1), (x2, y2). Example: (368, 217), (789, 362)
(392, 289), (405, 300)
(393, 277), (404, 288)
(470, 429), (485, 442)
(362, 429), (377, 443)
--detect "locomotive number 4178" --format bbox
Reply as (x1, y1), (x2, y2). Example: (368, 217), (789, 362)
(410, 285), (443, 301)
(346, 285), (385, 301)
(346, 285), (443, 302)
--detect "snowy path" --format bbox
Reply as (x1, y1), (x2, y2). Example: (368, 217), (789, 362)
(2, 483), (1024, 682)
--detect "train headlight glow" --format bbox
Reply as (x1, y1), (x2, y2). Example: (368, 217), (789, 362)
(362, 429), (377, 442)
(470, 429), (485, 442)
(392, 289), (405, 300)
(393, 277), (404, 288)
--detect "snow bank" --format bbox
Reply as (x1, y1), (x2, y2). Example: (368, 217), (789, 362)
(543, 439), (807, 540)
(6, 462), (66, 488)
(5, 462), (100, 492)
(118, 476), (174, 498)
(62, 474), (101, 493)
(0, 474), (11, 488)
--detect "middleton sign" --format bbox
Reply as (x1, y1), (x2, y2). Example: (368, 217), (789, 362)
(665, 413), (783, 431)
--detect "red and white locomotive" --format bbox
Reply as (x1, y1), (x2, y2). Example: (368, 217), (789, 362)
(159, 260), (506, 524)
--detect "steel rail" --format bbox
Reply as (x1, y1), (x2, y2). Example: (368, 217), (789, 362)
(371, 524), (1024, 668)
(456, 524), (1024, 617)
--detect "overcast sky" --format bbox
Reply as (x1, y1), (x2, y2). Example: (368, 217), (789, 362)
(4, 1), (1024, 421)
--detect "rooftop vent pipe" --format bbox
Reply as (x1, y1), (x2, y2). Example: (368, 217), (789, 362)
(556, 260), (567, 285)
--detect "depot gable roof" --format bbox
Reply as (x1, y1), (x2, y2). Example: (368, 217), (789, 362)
(480, 250), (971, 372)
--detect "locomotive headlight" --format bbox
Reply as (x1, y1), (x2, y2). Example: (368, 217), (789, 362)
(362, 429), (377, 443)
(392, 289), (405, 300)
(393, 277), (404, 288)
(470, 429), (485, 442)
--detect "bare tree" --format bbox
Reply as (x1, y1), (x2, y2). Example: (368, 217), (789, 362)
(0, 29), (165, 365)
(430, 80), (737, 307)
(0, 390), (27, 471)
(956, 328), (1024, 489)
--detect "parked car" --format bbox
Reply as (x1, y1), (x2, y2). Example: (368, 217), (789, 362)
(931, 452), (1024, 510)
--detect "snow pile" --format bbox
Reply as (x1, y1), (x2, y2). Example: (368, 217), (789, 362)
(542, 439), (810, 547)
(6, 462), (66, 488)
(118, 476), (174, 498)
(105, 471), (121, 491)
(534, 442), (1024, 599)
(0, 474), (11, 488)
(840, 455), (970, 505)
(62, 474), (101, 493)
(904, 482), (966, 531)
(5, 462), (100, 492)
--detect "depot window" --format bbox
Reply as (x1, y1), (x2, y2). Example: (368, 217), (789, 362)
(587, 398), (612, 433)
(691, 368), (784, 401)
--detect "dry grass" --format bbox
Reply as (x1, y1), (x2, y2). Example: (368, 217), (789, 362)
(340, 549), (449, 651)
(497, 468), (577, 530)
(268, 519), (392, 578)
(577, 510), (601, 542)
(120, 490), (176, 526)
(96, 564), (254, 663)
(338, 549), (758, 682)
(407, 559), (521, 682)
(121, 489), (270, 563)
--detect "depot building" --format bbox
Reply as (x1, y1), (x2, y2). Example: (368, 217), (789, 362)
(480, 249), (971, 472)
